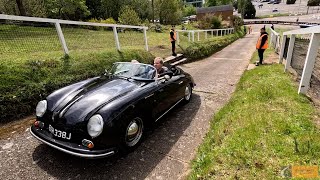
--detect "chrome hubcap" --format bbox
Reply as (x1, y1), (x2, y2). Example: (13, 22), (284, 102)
(126, 118), (143, 147)
(185, 85), (191, 101)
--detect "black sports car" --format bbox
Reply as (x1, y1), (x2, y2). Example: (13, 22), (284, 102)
(30, 62), (195, 158)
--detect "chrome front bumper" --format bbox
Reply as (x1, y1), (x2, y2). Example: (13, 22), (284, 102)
(30, 127), (115, 159)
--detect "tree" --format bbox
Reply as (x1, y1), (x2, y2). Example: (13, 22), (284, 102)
(206, 0), (233, 6)
(118, 5), (141, 25)
(44, 0), (90, 20)
(243, 0), (256, 19)
(286, 0), (296, 4)
(183, 4), (196, 17)
(157, 0), (183, 25)
(237, 0), (255, 19)
(86, 0), (103, 19)
(0, 0), (18, 15)
(15, 0), (26, 16)
(126, 0), (151, 20)
(307, 0), (320, 6)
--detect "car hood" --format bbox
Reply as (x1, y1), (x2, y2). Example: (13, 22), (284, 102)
(47, 77), (138, 124)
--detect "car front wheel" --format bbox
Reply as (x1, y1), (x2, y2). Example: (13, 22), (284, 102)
(183, 84), (192, 103)
(119, 116), (144, 153)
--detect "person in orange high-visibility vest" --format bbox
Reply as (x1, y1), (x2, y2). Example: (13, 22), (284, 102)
(255, 27), (268, 66)
(170, 28), (177, 56)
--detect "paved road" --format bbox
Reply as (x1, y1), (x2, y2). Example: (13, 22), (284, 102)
(0, 29), (259, 180)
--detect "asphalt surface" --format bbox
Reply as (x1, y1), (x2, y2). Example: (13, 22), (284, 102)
(0, 29), (259, 180)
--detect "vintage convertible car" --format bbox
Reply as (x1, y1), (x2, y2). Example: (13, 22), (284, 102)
(30, 62), (195, 158)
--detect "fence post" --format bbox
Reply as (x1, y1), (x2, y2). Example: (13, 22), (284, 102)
(279, 35), (287, 64)
(284, 34), (295, 72)
(54, 22), (69, 55)
(205, 31), (207, 39)
(192, 31), (195, 42)
(188, 32), (190, 42)
(143, 28), (148, 51)
(211, 30), (213, 38)
(113, 26), (120, 51)
(298, 33), (320, 94)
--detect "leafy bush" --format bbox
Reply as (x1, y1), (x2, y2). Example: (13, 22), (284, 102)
(181, 30), (245, 60)
(0, 50), (154, 123)
(183, 4), (196, 17)
(118, 5), (141, 26)
(231, 15), (244, 30)
(198, 14), (222, 29)
(287, 0), (297, 4)
(211, 16), (222, 29)
(87, 18), (116, 30)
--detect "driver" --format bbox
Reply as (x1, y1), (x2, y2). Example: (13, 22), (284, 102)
(153, 57), (169, 76)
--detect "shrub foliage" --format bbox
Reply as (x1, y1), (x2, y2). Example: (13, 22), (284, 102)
(0, 50), (154, 123)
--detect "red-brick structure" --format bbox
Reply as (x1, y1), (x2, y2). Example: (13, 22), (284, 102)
(196, 5), (233, 21)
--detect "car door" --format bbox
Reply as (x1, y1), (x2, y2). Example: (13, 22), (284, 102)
(152, 78), (177, 120)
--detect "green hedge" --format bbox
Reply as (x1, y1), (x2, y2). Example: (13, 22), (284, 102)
(181, 31), (245, 61)
(0, 50), (154, 124)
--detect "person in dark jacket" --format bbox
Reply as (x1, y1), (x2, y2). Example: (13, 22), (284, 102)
(271, 24), (274, 30)
(255, 28), (268, 66)
(170, 28), (177, 56)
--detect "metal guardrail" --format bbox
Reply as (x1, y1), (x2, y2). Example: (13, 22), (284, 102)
(244, 20), (320, 26)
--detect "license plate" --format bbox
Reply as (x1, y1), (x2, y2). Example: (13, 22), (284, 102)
(48, 124), (71, 140)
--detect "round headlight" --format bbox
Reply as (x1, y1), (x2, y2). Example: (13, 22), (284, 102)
(36, 100), (47, 117)
(87, 114), (104, 138)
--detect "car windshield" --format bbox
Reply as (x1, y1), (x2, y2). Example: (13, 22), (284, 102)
(110, 62), (156, 80)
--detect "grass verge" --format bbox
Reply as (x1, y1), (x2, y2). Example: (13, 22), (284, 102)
(181, 30), (245, 61)
(256, 13), (291, 19)
(0, 49), (154, 123)
(188, 56), (320, 179)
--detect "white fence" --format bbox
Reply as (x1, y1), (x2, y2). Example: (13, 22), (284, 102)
(176, 28), (235, 45)
(279, 25), (320, 94)
(270, 28), (281, 54)
(0, 14), (149, 56)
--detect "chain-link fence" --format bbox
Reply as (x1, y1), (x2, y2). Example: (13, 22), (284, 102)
(0, 15), (148, 62)
(291, 38), (310, 76)
(287, 36), (320, 99)
(310, 50), (320, 99)
(0, 20), (64, 60)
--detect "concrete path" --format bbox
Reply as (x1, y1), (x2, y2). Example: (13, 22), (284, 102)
(0, 29), (259, 180)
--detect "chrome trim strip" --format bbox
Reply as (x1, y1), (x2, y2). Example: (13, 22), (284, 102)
(59, 95), (83, 118)
(155, 98), (183, 122)
(30, 128), (115, 158)
(144, 93), (154, 99)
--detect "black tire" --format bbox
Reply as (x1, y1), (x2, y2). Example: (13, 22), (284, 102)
(183, 84), (192, 103)
(118, 116), (144, 154)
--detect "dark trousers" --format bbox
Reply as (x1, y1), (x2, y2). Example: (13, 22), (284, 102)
(171, 41), (176, 55)
(258, 49), (265, 64)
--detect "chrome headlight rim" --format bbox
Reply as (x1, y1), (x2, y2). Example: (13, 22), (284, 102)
(87, 114), (104, 138)
(36, 100), (47, 117)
